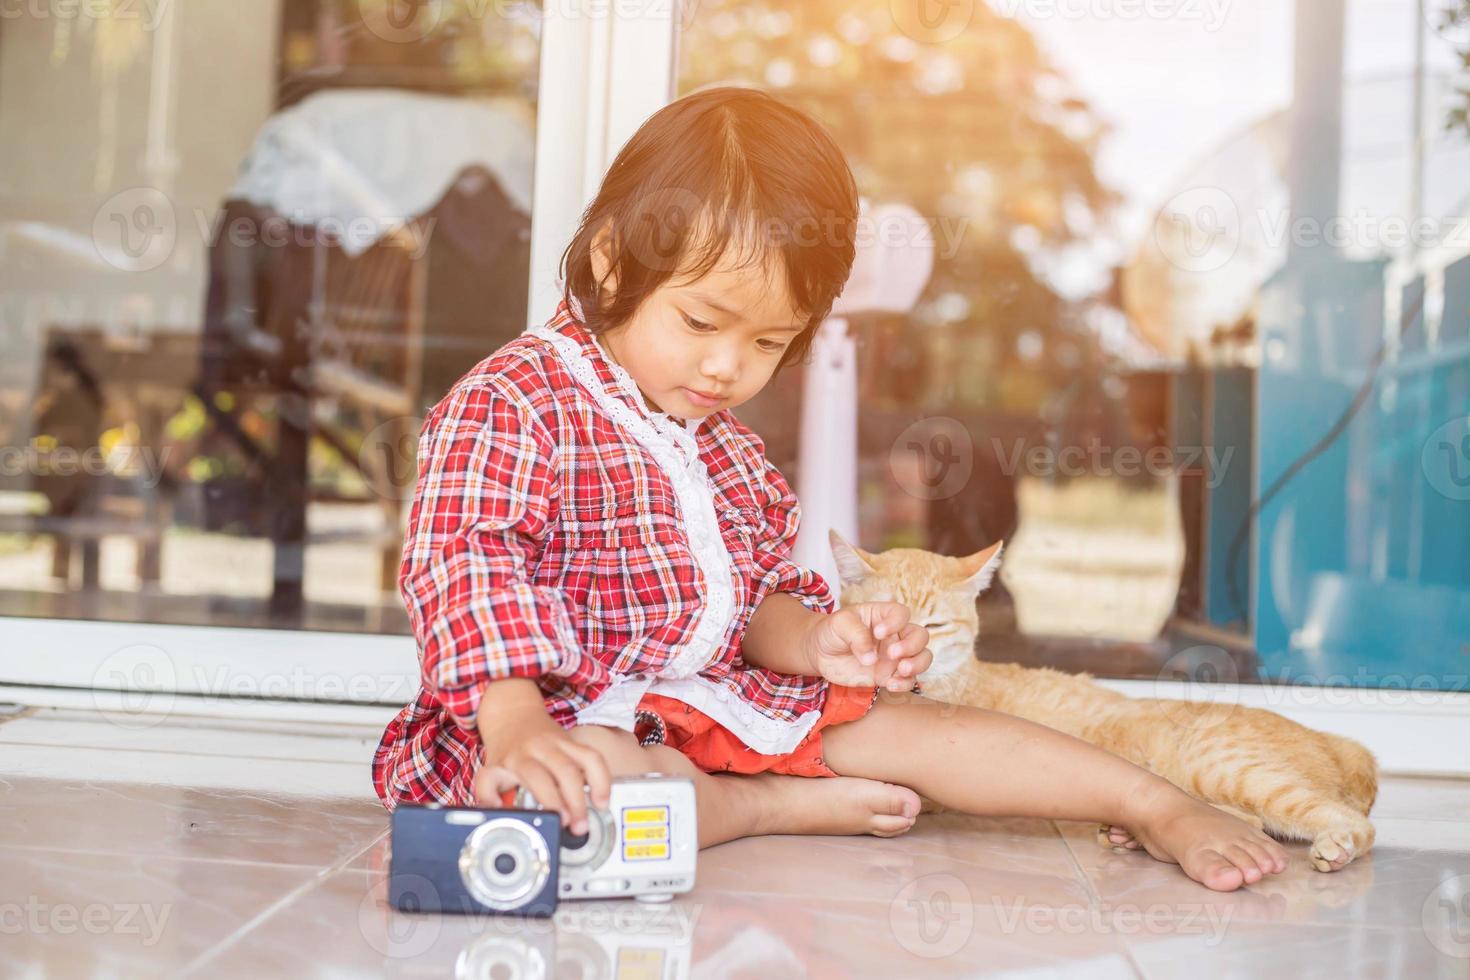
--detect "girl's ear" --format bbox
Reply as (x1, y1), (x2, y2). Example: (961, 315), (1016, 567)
(829, 529), (877, 585)
(957, 540), (1005, 596)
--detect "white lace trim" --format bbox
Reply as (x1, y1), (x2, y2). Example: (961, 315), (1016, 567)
(572, 674), (651, 734)
(526, 321), (734, 679)
(644, 674), (824, 755)
(572, 674), (823, 756)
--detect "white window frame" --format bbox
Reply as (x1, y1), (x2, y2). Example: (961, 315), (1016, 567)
(0, 3), (680, 724)
(6, 3), (1467, 779)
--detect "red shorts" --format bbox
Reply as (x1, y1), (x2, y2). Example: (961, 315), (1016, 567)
(632, 682), (878, 778)
(492, 683), (877, 807)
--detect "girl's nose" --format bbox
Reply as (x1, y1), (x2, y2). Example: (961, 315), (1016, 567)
(701, 354), (740, 385)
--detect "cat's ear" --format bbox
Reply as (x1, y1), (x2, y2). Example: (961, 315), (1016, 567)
(957, 539), (1005, 595)
(829, 529), (877, 585)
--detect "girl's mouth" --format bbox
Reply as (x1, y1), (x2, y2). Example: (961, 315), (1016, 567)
(682, 387), (725, 407)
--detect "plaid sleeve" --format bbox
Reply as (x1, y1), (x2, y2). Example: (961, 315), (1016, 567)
(748, 453), (837, 615)
(398, 379), (585, 731)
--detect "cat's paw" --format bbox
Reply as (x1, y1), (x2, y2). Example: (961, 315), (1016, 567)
(1309, 830), (1356, 872)
(1095, 823), (1144, 851)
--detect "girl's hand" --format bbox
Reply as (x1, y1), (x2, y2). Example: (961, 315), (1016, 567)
(473, 684), (612, 835)
(800, 602), (932, 691)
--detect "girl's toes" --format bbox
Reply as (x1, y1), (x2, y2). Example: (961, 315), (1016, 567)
(870, 814), (917, 838)
(1224, 845), (1264, 883)
(881, 784), (921, 819)
(1244, 841), (1284, 877)
(1191, 849), (1246, 892)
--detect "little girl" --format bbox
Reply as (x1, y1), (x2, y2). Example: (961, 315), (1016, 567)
(373, 86), (1288, 892)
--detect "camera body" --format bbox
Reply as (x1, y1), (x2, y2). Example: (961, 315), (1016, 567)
(389, 803), (561, 917)
(518, 772), (698, 903)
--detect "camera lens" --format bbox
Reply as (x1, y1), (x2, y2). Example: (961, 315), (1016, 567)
(460, 818), (552, 911)
(558, 809), (613, 870)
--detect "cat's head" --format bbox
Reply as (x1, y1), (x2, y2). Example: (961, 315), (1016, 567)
(828, 531), (1004, 682)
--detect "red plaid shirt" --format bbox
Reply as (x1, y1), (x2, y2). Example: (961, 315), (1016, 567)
(372, 296), (838, 809)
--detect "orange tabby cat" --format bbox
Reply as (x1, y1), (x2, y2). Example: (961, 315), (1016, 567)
(829, 530), (1378, 872)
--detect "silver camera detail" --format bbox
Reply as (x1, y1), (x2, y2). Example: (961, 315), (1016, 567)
(515, 772), (698, 903)
(458, 815), (555, 912)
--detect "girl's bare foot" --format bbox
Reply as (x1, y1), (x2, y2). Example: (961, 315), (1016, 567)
(1118, 780), (1290, 892)
(740, 773), (921, 838)
(1098, 803), (1265, 851)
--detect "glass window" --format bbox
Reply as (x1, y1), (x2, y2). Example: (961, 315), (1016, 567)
(677, 1), (1470, 690)
(0, 0), (540, 635)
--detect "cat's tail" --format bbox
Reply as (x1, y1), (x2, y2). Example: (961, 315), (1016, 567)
(1327, 733), (1378, 814)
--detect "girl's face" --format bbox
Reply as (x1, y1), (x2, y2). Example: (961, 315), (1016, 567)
(591, 235), (807, 421)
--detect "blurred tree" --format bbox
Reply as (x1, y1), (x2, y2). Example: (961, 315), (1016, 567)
(678, 2), (1125, 418)
(1441, 0), (1470, 136)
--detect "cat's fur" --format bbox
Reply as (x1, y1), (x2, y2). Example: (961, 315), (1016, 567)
(829, 530), (1378, 872)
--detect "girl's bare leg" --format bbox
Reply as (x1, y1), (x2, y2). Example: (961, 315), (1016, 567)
(566, 725), (920, 848)
(820, 693), (1290, 892)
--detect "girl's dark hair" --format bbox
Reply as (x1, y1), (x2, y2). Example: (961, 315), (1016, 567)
(559, 85), (858, 371)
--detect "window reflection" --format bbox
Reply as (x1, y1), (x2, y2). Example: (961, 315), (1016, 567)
(0, 1), (538, 632)
(678, 0), (1470, 688)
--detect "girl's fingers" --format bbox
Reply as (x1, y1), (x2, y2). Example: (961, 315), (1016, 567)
(889, 622), (928, 659)
(870, 602), (909, 640)
(870, 655), (896, 687)
(515, 759), (566, 823)
(563, 742), (613, 809)
(904, 623), (929, 657)
(904, 647), (934, 677)
(472, 764), (520, 807)
(834, 611), (878, 664)
(542, 751), (593, 833)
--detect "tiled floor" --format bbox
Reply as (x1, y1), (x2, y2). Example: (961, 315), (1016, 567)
(2, 705), (1469, 978)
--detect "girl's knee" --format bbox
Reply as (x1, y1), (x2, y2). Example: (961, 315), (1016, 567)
(567, 724), (642, 768)
(566, 725), (698, 779)
(639, 743), (705, 778)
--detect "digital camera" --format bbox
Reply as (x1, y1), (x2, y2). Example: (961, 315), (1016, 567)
(516, 772), (698, 902)
(389, 803), (561, 917)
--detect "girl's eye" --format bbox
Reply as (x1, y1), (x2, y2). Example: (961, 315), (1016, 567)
(759, 342), (787, 353)
(683, 315), (715, 333)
